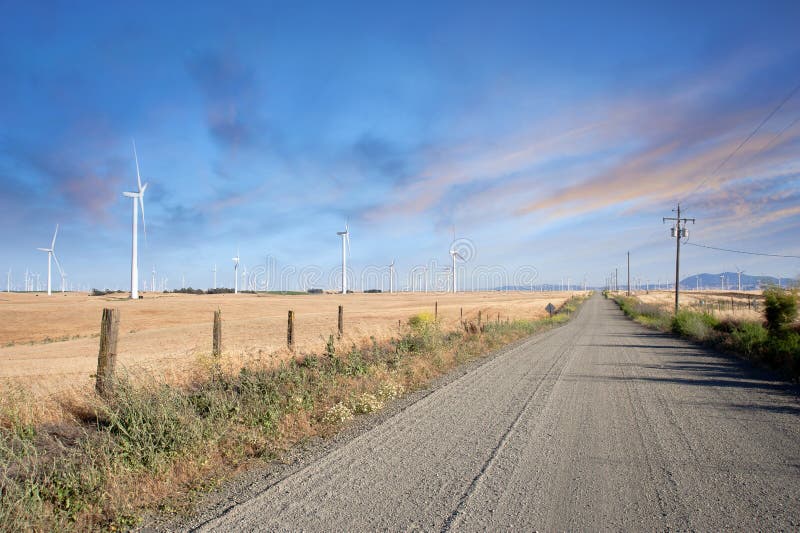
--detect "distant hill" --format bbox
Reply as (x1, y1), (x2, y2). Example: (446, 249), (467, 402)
(680, 273), (795, 291)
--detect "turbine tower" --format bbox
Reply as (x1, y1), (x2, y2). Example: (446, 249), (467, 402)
(36, 224), (59, 296)
(212, 264), (217, 290)
(449, 248), (465, 293)
(736, 266), (744, 291)
(122, 141), (148, 299)
(6, 268), (10, 292)
(389, 259), (395, 294)
(232, 251), (240, 293)
(151, 266), (156, 294)
(336, 222), (350, 294)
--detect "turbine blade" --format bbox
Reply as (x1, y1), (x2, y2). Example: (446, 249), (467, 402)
(36, 248), (49, 252)
(52, 253), (64, 276)
(133, 139), (143, 191)
(139, 191), (147, 242)
(51, 224), (59, 250)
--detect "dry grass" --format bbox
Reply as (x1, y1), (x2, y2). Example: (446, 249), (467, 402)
(0, 295), (588, 531)
(612, 289), (765, 322)
(0, 291), (582, 417)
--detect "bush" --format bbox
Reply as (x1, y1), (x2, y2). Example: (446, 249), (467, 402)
(764, 287), (798, 333)
(671, 311), (718, 341)
(728, 322), (768, 358)
(408, 312), (435, 331)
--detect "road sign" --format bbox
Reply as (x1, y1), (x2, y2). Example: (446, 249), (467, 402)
(545, 303), (556, 317)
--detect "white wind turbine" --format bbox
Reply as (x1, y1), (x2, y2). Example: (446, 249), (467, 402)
(122, 141), (148, 299)
(232, 250), (240, 293)
(336, 222), (351, 294)
(389, 259), (395, 294)
(36, 224), (59, 296)
(449, 248), (465, 293)
(6, 268), (11, 292)
(152, 266), (156, 294)
(736, 266), (745, 291)
(212, 264), (217, 290)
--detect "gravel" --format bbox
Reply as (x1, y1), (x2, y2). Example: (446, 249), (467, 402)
(163, 293), (800, 531)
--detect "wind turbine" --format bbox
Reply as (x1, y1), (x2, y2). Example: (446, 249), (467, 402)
(36, 224), (59, 296)
(389, 260), (395, 294)
(232, 250), (240, 293)
(336, 222), (350, 294)
(152, 266), (156, 294)
(6, 268), (10, 292)
(449, 248), (465, 293)
(212, 264), (217, 290)
(122, 141), (148, 299)
(736, 266), (744, 291)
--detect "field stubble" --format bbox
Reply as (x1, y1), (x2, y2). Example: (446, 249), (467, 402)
(0, 291), (576, 400)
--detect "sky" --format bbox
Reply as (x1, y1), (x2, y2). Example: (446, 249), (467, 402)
(1, 0), (799, 292)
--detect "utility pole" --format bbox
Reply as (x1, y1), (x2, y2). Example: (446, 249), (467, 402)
(663, 203), (695, 314)
(615, 268), (618, 292)
(626, 251), (630, 296)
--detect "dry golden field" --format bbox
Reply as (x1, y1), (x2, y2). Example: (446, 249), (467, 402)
(0, 291), (580, 396)
(614, 289), (766, 322)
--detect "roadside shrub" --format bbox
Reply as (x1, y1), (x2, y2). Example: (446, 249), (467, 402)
(352, 393), (383, 414)
(671, 311), (718, 341)
(408, 312), (435, 331)
(99, 379), (204, 471)
(728, 322), (768, 358)
(322, 402), (353, 424)
(764, 287), (798, 333)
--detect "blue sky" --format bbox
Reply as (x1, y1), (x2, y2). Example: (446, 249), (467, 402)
(1, 0), (799, 291)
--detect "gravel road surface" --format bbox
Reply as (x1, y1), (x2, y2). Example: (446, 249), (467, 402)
(192, 293), (800, 531)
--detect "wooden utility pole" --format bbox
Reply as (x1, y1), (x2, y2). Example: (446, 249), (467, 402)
(337, 305), (343, 338)
(627, 251), (631, 296)
(663, 203), (696, 314)
(287, 310), (295, 350)
(96, 308), (120, 395)
(212, 309), (222, 356)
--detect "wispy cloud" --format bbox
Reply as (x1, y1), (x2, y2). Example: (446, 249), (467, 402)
(364, 57), (800, 239)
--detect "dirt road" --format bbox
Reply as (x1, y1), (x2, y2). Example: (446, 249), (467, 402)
(191, 293), (800, 530)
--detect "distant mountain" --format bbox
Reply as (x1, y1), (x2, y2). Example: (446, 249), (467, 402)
(680, 273), (795, 291)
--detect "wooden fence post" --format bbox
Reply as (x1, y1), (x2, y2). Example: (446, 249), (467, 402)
(212, 309), (222, 356)
(96, 308), (120, 396)
(435, 301), (438, 321)
(287, 310), (295, 350)
(478, 310), (482, 328)
(460, 307), (463, 321)
(338, 305), (343, 338)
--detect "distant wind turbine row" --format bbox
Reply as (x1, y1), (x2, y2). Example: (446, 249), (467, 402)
(23, 142), (473, 297)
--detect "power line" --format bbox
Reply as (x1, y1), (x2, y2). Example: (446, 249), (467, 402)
(684, 241), (800, 259)
(687, 81), (800, 198)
